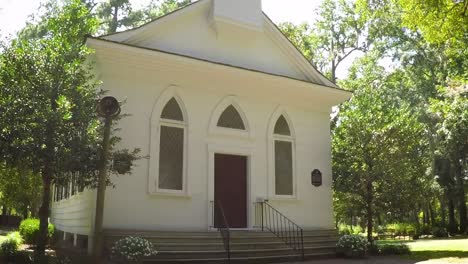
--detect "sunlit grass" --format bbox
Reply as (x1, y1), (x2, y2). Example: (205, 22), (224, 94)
(377, 237), (468, 261)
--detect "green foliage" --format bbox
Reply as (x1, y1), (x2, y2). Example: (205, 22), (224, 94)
(1, 0), (141, 255)
(386, 223), (415, 236)
(142, 0), (191, 22)
(0, 165), (42, 218)
(0, 2), (100, 252)
(336, 235), (368, 258)
(369, 243), (410, 255)
(96, 0), (191, 34)
(278, 22), (316, 62)
(278, 0), (368, 82)
(432, 226), (448, 238)
(111, 236), (158, 263)
(398, 0), (468, 45)
(6, 232), (23, 245)
(333, 52), (430, 241)
(0, 232), (23, 257)
(338, 224), (364, 235)
(419, 224), (432, 236)
(19, 219), (54, 245)
(110, 148), (142, 175)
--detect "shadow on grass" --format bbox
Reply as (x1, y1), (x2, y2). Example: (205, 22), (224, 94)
(402, 251), (468, 261)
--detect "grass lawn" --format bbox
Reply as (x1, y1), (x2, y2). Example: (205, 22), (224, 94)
(377, 237), (468, 262)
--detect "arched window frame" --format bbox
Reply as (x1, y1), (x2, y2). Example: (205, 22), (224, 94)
(149, 86), (189, 196)
(208, 95), (252, 139)
(267, 107), (297, 199)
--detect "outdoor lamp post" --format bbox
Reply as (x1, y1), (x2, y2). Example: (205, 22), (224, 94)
(93, 96), (120, 261)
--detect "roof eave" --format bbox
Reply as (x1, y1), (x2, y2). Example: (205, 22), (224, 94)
(86, 36), (351, 99)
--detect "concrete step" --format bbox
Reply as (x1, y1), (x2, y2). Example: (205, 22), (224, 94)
(105, 229), (337, 238)
(138, 236), (336, 244)
(104, 229), (338, 263)
(153, 239), (337, 251)
(151, 245), (334, 259)
(143, 252), (335, 264)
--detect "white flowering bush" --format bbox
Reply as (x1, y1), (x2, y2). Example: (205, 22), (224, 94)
(111, 236), (158, 263)
(336, 234), (368, 258)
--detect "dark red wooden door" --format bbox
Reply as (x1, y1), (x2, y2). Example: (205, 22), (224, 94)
(214, 154), (247, 228)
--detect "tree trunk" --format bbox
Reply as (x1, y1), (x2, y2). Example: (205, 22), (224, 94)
(441, 196), (447, 227)
(2, 206), (6, 216)
(454, 159), (467, 233)
(23, 207), (28, 220)
(448, 195), (458, 234)
(413, 209), (420, 234)
(429, 203), (435, 226)
(366, 180), (374, 243)
(36, 171), (52, 260)
(109, 6), (119, 34)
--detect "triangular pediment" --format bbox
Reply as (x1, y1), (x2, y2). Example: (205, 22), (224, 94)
(100, 0), (337, 88)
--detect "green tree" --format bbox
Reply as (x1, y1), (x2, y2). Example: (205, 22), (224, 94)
(96, 0), (191, 34)
(356, 0), (467, 233)
(0, 0), (100, 257)
(0, 165), (42, 219)
(0, 1), (141, 259)
(398, 0), (468, 46)
(312, 0), (368, 82)
(96, 0), (144, 34)
(333, 54), (428, 242)
(142, 0), (191, 21)
(430, 83), (468, 233)
(278, 0), (368, 82)
(278, 22), (317, 62)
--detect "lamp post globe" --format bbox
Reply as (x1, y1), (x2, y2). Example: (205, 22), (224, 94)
(97, 96), (120, 118)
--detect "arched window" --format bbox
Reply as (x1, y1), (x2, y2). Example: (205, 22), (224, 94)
(273, 115), (294, 196)
(217, 105), (246, 130)
(158, 97), (186, 191)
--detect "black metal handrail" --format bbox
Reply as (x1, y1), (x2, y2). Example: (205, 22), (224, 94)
(255, 201), (304, 260)
(212, 200), (231, 264)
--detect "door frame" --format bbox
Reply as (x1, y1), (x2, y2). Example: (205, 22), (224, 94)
(207, 143), (253, 231)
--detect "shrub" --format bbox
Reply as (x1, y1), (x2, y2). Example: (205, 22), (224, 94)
(1, 232), (23, 258)
(376, 225), (385, 234)
(336, 235), (368, 258)
(19, 218), (54, 245)
(111, 236), (158, 263)
(385, 223), (415, 237)
(338, 224), (364, 235)
(432, 227), (448, 238)
(370, 243), (411, 255)
(338, 224), (351, 235)
(419, 224), (432, 235)
(6, 232), (23, 244)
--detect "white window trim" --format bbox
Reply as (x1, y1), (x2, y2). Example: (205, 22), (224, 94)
(208, 95), (253, 139)
(148, 86), (189, 197)
(267, 106), (298, 200)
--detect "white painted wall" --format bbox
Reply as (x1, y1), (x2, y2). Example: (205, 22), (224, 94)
(106, 0), (309, 82)
(91, 51), (336, 231)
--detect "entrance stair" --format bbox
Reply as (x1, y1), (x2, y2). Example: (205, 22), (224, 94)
(103, 229), (338, 263)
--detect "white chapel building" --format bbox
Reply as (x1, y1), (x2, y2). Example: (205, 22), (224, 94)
(50, 0), (351, 258)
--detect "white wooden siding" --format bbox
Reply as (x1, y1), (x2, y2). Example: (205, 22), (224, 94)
(50, 190), (95, 236)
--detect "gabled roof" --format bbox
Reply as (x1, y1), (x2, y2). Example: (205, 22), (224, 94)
(92, 0), (344, 92)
